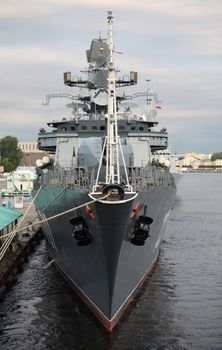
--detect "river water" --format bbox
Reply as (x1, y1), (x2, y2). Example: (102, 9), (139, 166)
(0, 173), (222, 350)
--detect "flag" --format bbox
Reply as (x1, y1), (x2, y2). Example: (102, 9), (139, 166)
(114, 50), (124, 54)
(156, 105), (162, 109)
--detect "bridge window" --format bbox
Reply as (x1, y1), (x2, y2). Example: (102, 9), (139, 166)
(92, 126), (98, 130)
(131, 126), (136, 130)
(81, 126), (87, 130)
(62, 127), (67, 131)
(100, 126), (105, 131)
(139, 127), (144, 131)
(118, 125), (125, 130)
(71, 126), (75, 131)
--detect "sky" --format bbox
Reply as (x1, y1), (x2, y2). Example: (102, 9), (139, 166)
(0, 0), (222, 153)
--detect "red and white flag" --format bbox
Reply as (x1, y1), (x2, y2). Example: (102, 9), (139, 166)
(114, 50), (124, 54)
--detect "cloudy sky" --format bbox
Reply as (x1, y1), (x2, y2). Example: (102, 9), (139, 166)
(0, 0), (222, 153)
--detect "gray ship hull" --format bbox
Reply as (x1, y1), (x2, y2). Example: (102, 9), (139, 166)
(34, 184), (176, 331)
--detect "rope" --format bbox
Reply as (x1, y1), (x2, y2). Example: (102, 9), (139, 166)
(40, 186), (69, 213)
(24, 186), (69, 229)
(0, 186), (43, 261)
(0, 186), (67, 244)
(0, 193), (109, 242)
(43, 259), (55, 269)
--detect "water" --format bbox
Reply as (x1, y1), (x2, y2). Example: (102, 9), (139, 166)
(0, 173), (222, 350)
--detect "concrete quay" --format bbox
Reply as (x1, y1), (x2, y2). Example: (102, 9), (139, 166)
(0, 201), (43, 296)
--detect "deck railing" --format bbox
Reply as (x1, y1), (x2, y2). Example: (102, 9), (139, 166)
(36, 164), (175, 191)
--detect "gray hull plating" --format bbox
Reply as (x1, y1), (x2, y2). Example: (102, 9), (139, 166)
(34, 184), (176, 325)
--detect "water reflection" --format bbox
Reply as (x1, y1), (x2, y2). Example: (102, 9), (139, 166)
(1, 174), (222, 350)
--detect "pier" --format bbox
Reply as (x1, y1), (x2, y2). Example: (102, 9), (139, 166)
(0, 199), (43, 296)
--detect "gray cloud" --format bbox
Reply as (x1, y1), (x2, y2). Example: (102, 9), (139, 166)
(0, 0), (222, 153)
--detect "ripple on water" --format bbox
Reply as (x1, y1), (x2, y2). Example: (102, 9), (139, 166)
(0, 174), (222, 350)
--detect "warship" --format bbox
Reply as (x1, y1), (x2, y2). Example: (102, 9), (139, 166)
(34, 11), (176, 331)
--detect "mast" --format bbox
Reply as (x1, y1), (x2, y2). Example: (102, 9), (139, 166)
(105, 10), (120, 184)
(92, 10), (132, 192)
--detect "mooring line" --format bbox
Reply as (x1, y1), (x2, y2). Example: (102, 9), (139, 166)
(0, 193), (109, 242)
(0, 186), (43, 261)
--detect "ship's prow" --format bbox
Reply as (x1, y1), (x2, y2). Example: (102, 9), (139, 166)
(51, 192), (162, 332)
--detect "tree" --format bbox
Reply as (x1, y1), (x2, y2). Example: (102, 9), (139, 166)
(211, 152), (222, 161)
(0, 136), (23, 172)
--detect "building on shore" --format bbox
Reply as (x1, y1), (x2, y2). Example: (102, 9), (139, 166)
(0, 141), (41, 197)
(176, 152), (222, 171)
(5, 167), (37, 195)
(18, 141), (43, 167)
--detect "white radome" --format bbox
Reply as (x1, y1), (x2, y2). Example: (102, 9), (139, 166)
(158, 156), (165, 164)
(42, 155), (50, 164)
(164, 159), (170, 168)
(36, 159), (43, 168)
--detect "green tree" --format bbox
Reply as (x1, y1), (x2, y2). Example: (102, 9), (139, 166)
(211, 152), (222, 161)
(0, 136), (23, 172)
